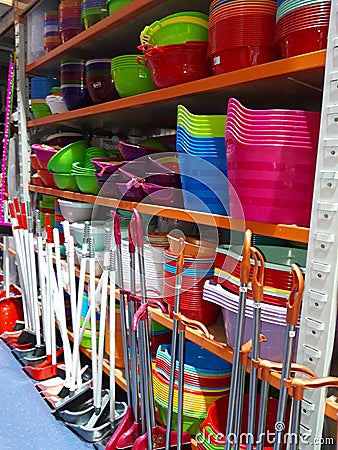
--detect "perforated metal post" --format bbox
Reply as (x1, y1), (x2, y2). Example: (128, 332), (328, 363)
(296, 2), (338, 448)
(14, 18), (30, 202)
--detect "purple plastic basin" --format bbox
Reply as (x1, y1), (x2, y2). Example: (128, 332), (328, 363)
(222, 306), (299, 363)
(61, 86), (93, 110)
(116, 181), (145, 202)
(142, 183), (184, 207)
(32, 144), (58, 169)
(117, 140), (161, 161)
(91, 158), (124, 175)
(147, 154), (180, 174)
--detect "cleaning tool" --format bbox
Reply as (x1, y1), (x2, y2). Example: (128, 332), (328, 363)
(131, 209), (190, 450)
(246, 247), (265, 450)
(273, 264), (304, 450)
(224, 229), (252, 450)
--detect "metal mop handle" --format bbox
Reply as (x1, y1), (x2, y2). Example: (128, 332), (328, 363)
(274, 264), (304, 450)
(111, 211), (132, 406)
(225, 229), (252, 450)
(109, 248), (116, 429)
(131, 208), (155, 449)
(165, 236), (185, 450)
(247, 247), (265, 450)
(0, 55), (14, 222)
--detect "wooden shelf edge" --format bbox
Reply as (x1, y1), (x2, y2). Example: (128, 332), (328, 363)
(29, 184), (310, 242)
(27, 50), (325, 129)
(25, 0), (167, 74)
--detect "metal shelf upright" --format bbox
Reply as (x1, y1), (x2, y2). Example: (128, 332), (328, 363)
(296, 1), (338, 448)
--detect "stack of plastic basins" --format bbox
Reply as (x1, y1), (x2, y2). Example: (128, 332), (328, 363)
(163, 249), (219, 326)
(60, 59), (92, 110)
(81, 0), (107, 28)
(208, 0), (277, 75)
(30, 77), (59, 119)
(44, 11), (61, 52)
(59, 0), (84, 43)
(275, 0), (331, 58)
(176, 104), (229, 215)
(225, 97), (321, 227)
(153, 341), (232, 435)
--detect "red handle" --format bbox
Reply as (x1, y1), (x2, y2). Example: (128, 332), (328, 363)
(46, 224), (53, 243)
(250, 247), (264, 302)
(287, 376), (338, 401)
(240, 229), (252, 284)
(21, 202), (27, 230)
(286, 264), (304, 326)
(111, 210), (121, 245)
(45, 213), (50, 229)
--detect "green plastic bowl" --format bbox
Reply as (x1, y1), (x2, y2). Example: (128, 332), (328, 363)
(140, 13), (208, 45)
(107, 0), (133, 14)
(53, 173), (80, 191)
(31, 103), (51, 119)
(156, 402), (205, 435)
(47, 140), (87, 173)
(111, 64), (154, 98)
(75, 173), (100, 195)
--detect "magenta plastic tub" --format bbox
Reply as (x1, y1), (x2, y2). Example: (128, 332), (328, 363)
(117, 140), (161, 161)
(32, 144), (58, 170)
(142, 183), (184, 207)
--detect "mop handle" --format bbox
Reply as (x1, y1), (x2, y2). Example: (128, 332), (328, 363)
(132, 299), (166, 330)
(256, 359), (318, 381)
(284, 376), (338, 401)
(240, 228), (252, 284)
(286, 264), (304, 326)
(0, 56), (14, 221)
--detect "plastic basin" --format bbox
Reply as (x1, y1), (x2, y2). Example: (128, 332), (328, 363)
(58, 199), (94, 223)
(47, 140), (87, 173)
(111, 62), (155, 98)
(52, 173), (80, 191)
(75, 173), (100, 194)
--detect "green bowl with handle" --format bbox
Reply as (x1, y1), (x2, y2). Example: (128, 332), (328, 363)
(75, 173), (100, 195)
(48, 140), (87, 173)
(53, 173), (80, 191)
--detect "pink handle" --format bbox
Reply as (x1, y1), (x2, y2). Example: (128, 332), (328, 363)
(128, 220), (135, 254)
(132, 299), (166, 331)
(132, 208), (143, 248)
(110, 210), (121, 245)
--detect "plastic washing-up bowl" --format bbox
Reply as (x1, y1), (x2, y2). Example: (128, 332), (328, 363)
(47, 140), (87, 173)
(111, 62), (155, 98)
(107, 0), (133, 14)
(52, 173), (80, 192)
(75, 173), (100, 195)
(70, 221), (110, 250)
(58, 199), (94, 223)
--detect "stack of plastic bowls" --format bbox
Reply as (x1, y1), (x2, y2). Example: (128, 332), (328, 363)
(140, 11), (209, 46)
(176, 104), (229, 215)
(85, 59), (118, 104)
(59, 0), (84, 43)
(275, 0), (331, 58)
(30, 77), (59, 119)
(154, 342), (232, 435)
(225, 97), (320, 227)
(197, 393), (282, 450)
(208, 0), (278, 75)
(107, 0), (133, 15)
(44, 11), (61, 52)
(203, 280), (301, 362)
(137, 41), (210, 89)
(81, 0), (107, 28)
(60, 59), (92, 110)
(111, 54), (155, 98)
(72, 146), (109, 194)
(163, 248), (219, 326)
(213, 244), (306, 307)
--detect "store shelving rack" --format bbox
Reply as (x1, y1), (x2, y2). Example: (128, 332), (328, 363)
(5, 0), (337, 448)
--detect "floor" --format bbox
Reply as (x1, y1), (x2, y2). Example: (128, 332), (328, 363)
(0, 339), (94, 450)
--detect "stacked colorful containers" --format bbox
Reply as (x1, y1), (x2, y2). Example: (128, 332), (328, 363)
(44, 11), (61, 52)
(85, 59), (118, 104)
(176, 105), (229, 215)
(81, 0), (107, 28)
(60, 59), (92, 110)
(59, 0), (84, 43)
(275, 0), (331, 58)
(208, 0), (278, 75)
(154, 342), (232, 434)
(225, 98), (320, 226)
(163, 249), (219, 326)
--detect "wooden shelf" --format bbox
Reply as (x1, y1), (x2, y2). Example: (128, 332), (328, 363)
(29, 184), (310, 242)
(26, 50), (325, 133)
(25, 0), (209, 77)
